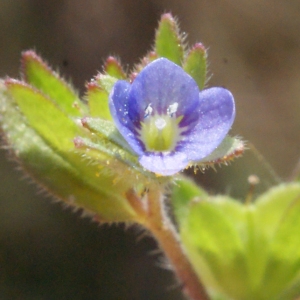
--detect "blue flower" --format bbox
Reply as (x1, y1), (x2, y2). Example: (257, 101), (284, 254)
(109, 58), (235, 176)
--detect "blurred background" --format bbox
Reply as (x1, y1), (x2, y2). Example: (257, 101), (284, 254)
(0, 0), (300, 299)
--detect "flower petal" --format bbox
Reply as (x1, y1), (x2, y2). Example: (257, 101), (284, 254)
(110, 58), (236, 176)
(139, 152), (188, 176)
(177, 87), (235, 161)
(109, 80), (144, 155)
(128, 58), (200, 127)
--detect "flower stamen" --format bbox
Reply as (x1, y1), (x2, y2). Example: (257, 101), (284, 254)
(167, 102), (178, 117)
(144, 103), (153, 118)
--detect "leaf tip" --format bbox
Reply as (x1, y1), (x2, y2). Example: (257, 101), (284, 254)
(73, 136), (85, 149)
(160, 12), (176, 23)
(4, 78), (25, 89)
(21, 50), (44, 79)
(191, 42), (207, 53)
(81, 116), (88, 128)
(86, 80), (100, 91)
(104, 56), (126, 79)
(21, 49), (40, 61)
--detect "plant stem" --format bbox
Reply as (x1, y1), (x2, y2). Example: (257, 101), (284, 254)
(144, 188), (210, 300)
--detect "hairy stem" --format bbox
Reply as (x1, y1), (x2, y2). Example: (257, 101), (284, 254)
(144, 188), (210, 300)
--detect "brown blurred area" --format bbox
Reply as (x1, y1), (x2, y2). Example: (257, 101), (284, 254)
(0, 1), (300, 299)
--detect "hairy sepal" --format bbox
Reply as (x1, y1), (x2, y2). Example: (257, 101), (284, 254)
(0, 80), (138, 222)
(193, 136), (245, 169)
(155, 13), (184, 65)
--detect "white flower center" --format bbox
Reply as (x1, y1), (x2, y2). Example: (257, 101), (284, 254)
(140, 102), (182, 152)
(155, 118), (167, 130)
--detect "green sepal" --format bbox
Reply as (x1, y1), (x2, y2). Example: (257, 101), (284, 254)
(193, 136), (245, 167)
(74, 136), (149, 182)
(155, 13), (184, 65)
(1, 80), (137, 222)
(74, 134), (138, 172)
(86, 82), (112, 120)
(78, 118), (159, 181)
(133, 51), (159, 75)
(81, 117), (134, 154)
(86, 73), (119, 121)
(183, 43), (207, 90)
(96, 74), (119, 94)
(104, 56), (126, 79)
(21, 50), (87, 116)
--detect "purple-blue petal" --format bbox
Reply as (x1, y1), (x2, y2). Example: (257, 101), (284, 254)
(177, 87), (235, 161)
(128, 58), (200, 127)
(110, 58), (236, 176)
(139, 152), (188, 176)
(109, 80), (144, 155)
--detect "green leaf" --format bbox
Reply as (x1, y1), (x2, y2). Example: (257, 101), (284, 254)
(155, 13), (184, 65)
(278, 277), (300, 300)
(175, 182), (300, 300)
(258, 183), (300, 298)
(255, 183), (300, 241)
(183, 43), (207, 90)
(86, 82), (112, 120)
(5, 79), (80, 151)
(21, 50), (86, 116)
(1, 80), (137, 222)
(180, 195), (248, 299)
(171, 176), (208, 225)
(104, 56), (126, 79)
(171, 177), (249, 299)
